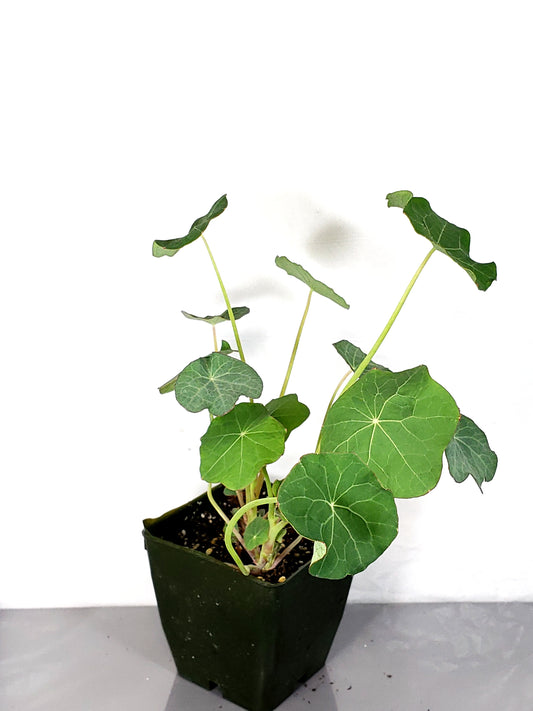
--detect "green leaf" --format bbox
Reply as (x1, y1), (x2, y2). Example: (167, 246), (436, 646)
(333, 340), (389, 374)
(386, 190), (413, 209)
(243, 516), (269, 549)
(152, 195), (228, 258)
(219, 340), (235, 354)
(175, 352), (263, 416)
(386, 191), (497, 291)
(321, 366), (460, 498)
(182, 306), (250, 326)
(223, 487), (236, 496)
(445, 414), (498, 490)
(275, 256), (350, 309)
(200, 403), (286, 489)
(158, 374), (178, 395)
(265, 394), (310, 439)
(278, 453), (398, 579)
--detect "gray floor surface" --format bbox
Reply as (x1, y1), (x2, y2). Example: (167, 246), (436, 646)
(1, 603), (532, 710)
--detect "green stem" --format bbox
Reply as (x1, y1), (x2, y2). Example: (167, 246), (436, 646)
(315, 369), (352, 453)
(257, 519), (289, 569)
(224, 497), (278, 576)
(272, 534), (303, 569)
(280, 288), (313, 397)
(212, 325), (218, 352)
(206, 485), (252, 559)
(341, 246), (436, 395)
(206, 483), (229, 523)
(260, 467), (277, 525)
(201, 235), (246, 362)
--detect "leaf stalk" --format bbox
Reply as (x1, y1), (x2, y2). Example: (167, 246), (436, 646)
(341, 246), (436, 395)
(224, 497), (278, 575)
(201, 235), (246, 362)
(280, 288), (313, 397)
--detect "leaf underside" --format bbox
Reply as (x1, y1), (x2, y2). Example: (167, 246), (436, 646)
(278, 453), (398, 579)
(265, 394), (310, 439)
(175, 352), (263, 416)
(275, 256), (350, 308)
(182, 306), (250, 326)
(321, 366), (460, 498)
(386, 191), (497, 291)
(200, 403), (286, 490)
(445, 414), (498, 490)
(152, 195), (228, 258)
(333, 340), (389, 375)
(158, 374), (179, 394)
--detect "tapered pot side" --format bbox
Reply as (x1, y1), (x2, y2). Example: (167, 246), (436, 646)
(143, 488), (352, 711)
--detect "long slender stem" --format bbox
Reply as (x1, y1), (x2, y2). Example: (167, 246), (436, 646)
(224, 497), (278, 575)
(201, 235), (246, 362)
(271, 535), (304, 569)
(212, 325), (218, 352)
(206, 484), (247, 550)
(255, 466), (277, 524)
(280, 288), (313, 397)
(316, 247), (437, 453)
(341, 246), (436, 395)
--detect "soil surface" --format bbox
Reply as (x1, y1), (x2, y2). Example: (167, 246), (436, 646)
(153, 488), (314, 584)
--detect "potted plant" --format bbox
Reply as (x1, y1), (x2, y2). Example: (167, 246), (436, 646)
(143, 191), (497, 711)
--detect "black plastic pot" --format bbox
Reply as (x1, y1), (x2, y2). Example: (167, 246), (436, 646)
(143, 488), (352, 711)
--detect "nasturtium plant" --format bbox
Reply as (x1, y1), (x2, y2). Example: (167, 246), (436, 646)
(152, 191), (498, 580)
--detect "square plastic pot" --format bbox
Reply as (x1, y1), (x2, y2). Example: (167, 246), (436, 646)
(143, 488), (352, 711)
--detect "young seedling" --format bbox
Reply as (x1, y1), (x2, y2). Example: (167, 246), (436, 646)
(153, 192), (497, 579)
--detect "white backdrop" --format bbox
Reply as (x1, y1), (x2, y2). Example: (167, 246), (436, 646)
(1, 1), (531, 607)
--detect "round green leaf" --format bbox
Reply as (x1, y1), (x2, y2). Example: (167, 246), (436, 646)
(278, 453), (398, 579)
(321, 366), (460, 498)
(275, 256), (349, 308)
(200, 403), (286, 490)
(243, 516), (270, 549)
(175, 352), (263, 416)
(445, 414), (498, 490)
(265, 394), (310, 439)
